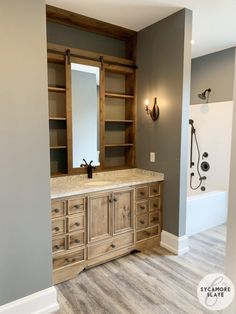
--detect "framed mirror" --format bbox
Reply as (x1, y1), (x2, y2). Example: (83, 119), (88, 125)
(67, 57), (101, 172)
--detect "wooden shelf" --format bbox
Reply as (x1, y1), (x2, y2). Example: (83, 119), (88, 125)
(51, 172), (68, 177)
(104, 143), (134, 148)
(50, 146), (67, 149)
(105, 119), (134, 123)
(48, 86), (66, 93)
(49, 117), (66, 121)
(105, 92), (134, 99)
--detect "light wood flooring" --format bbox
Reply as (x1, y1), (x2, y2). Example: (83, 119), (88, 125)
(54, 224), (226, 314)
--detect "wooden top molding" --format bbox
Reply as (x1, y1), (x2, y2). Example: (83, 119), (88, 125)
(46, 5), (137, 41)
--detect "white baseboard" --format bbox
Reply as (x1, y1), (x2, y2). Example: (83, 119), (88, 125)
(160, 230), (189, 255)
(0, 286), (59, 314)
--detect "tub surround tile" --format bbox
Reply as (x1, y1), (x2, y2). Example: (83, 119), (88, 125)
(51, 168), (164, 199)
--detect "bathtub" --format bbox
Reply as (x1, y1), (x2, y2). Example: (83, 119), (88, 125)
(186, 190), (228, 236)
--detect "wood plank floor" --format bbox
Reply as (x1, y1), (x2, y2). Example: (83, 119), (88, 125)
(54, 224), (226, 314)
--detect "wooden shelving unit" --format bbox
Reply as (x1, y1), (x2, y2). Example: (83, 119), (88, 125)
(102, 64), (136, 169)
(47, 42), (136, 176)
(47, 53), (68, 176)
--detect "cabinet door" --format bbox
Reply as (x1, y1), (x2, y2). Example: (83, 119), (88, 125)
(88, 192), (112, 243)
(113, 189), (134, 235)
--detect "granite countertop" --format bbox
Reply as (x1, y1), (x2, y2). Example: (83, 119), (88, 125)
(51, 168), (164, 199)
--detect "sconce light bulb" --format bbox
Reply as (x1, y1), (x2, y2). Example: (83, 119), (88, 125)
(145, 99), (149, 106)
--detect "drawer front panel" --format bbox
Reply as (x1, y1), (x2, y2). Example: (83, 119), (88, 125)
(149, 183), (161, 197)
(52, 218), (66, 236)
(135, 186), (148, 201)
(68, 198), (85, 215)
(51, 201), (66, 218)
(149, 211), (161, 227)
(52, 236), (66, 254)
(136, 214), (149, 230)
(88, 232), (134, 259)
(53, 249), (85, 269)
(149, 198), (161, 211)
(136, 225), (160, 242)
(67, 214), (85, 233)
(68, 232), (85, 249)
(136, 201), (148, 215)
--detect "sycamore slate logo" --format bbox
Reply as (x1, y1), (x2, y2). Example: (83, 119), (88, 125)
(197, 273), (234, 310)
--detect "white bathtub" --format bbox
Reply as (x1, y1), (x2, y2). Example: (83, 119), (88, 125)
(186, 190), (228, 236)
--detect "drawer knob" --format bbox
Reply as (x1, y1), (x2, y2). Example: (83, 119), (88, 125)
(75, 239), (80, 244)
(75, 204), (80, 209)
(54, 245), (60, 250)
(109, 198), (113, 203)
(113, 198), (117, 202)
(54, 227), (60, 232)
(153, 189), (158, 193)
(54, 208), (60, 213)
(111, 244), (116, 248)
(75, 222), (80, 227)
(140, 206), (145, 210)
(140, 191), (145, 196)
(154, 204), (158, 208)
(140, 220), (145, 224)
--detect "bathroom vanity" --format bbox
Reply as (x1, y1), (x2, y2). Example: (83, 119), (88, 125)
(51, 169), (164, 284)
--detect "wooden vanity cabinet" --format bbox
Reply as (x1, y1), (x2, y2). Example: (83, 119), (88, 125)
(135, 182), (163, 250)
(87, 188), (134, 267)
(51, 182), (163, 284)
(51, 196), (87, 284)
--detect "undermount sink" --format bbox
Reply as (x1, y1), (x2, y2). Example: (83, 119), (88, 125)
(83, 180), (111, 186)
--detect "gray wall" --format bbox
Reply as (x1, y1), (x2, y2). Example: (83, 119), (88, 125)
(0, 0), (52, 305)
(191, 48), (235, 104)
(137, 9), (192, 236)
(47, 21), (126, 58)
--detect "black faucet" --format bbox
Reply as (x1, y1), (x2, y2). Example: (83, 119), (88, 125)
(80, 159), (96, 178)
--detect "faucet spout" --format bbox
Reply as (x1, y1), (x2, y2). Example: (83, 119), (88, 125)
(80, 159), (96, 178)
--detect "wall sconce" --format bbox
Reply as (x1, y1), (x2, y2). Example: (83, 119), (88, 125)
(145, 97), (160, 121)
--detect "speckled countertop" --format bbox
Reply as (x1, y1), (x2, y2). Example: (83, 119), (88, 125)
(51, 168), (164, 199)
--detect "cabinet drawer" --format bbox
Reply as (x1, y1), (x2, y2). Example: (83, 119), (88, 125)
(88, 232), (134, 259)
(149, 211), (161, 227)
(136, 225), (160, 242)
(52, 218), (66, 236)
(136, 201), (148, 215)
(52, 236), (66, 254)
(68, 198), (85, 215)
(68, 232), (85, 249)
(149, 182), (161, 197)
(149, 198), (161, 211)
(136, 214), (149, 230)
(51, 201), (66, 218)
(53, 248), (85, 270)
(67, 214), (85, 233)
(135, 186), (148, 201)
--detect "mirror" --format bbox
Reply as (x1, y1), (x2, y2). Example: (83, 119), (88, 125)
(71, 62), (100, 168)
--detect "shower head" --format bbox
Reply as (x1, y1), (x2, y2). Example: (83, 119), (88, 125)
(198, 88), (211, 101)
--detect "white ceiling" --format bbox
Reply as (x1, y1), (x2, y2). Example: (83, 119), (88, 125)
(46, 0), (236, 58)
